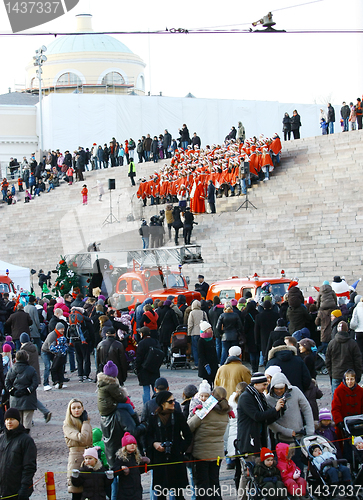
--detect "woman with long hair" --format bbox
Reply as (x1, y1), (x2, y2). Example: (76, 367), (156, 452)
(63, 398), (93, 500)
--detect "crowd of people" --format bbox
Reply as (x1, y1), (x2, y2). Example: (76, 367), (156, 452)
(318, 99), (363, 135)
(1, 271), (363, 500)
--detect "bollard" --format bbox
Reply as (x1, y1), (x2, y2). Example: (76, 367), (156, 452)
(45, 472), (56, 500)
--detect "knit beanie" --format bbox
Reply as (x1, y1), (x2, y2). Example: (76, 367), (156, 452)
(260, 447), (274, 461)
(231, 299), (238, 306)
(103, 360), (118, 378)
(4, 408), (21, 422)
(198, 380), (211, 395)
(229, 345), (241, 357)
(183, 384), (198, 399)
(5, 336), (12, 342)
(265, 366), (282, 378)
(331, 309), (342, 318)
(322, 280), (329, 285)
(55, 322), (65, 331)
(251, 372), (267, 384)
(20, 333), (30, 344)
(83, 447), (99, 460)
(319, 408), (332, 421)
(121, 432), (137, 447)
(200, 321), (212, 338)
(2, 344), (12, 353)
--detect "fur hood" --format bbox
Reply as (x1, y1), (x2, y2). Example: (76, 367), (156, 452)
(97, 372), (122, 387)
(268, 344), (297, 361)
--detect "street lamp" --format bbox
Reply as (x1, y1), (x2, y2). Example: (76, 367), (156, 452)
(33, 45), (47, 155)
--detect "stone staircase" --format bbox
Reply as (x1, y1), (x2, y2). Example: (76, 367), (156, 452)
(2, 130), (363, 297)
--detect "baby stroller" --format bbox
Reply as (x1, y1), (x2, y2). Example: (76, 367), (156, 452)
(315, 350), (328, 375)
(300, 434), (351, 497)
(167, 325), (190, 369)
(344, 414), (363, 485)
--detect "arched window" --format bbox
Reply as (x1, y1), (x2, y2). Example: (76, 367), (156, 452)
(136, 74), (145, 91)
(56, 72), (82, 87)
(101, 72), (125, 87)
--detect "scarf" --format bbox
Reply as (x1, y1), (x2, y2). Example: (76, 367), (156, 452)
(157, 408), (174, 426)
(246, 384), (267, 413)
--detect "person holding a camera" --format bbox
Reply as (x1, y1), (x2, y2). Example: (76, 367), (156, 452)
(265, 372), (314, 472)
(146, 390), (192, 500)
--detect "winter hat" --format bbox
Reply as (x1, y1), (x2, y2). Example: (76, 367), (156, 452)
(337, 321), (348, 332)
(299, 338), (316, 351)
(154, 377), (169, 390)
(83, 447), (99, 460)
(354, 436), (363, 444)
(265, 366), (282, 378)
(251, 372), (267, 385)
(198, 379), (211, 395)
(292, 327), (310, 341)
(5, 336), (12, 342)
(98, 295), (106, 302)
(164, 300), (172, 307)
(183, 384), (198, 399)
(274, 295), (282, 303)
(238, 297), (246, 304)
(2, 344), (12, 353)
(331, 309), (342, 318)
(20, 333), (30, 344)
(310, 444), (322, 454)
(55, 322), (65, 331)
(103, 360), (118, 378)
(262, 300), (272, 309)
(319, 408), (332, 421)
(260, 447), (274, 461)
(4, 408), (21, 422)
(200, 320), (211, 333)
(322, 280), (329, 285)
(276, 318), (285, 327)
(97, 299), (105, 306)
(229, 345), (241, 357)
(231, 299), (238, 306)
(155, 390), (173, 407)
(200, 321), (212, 338)
(121, 432), (137, 447)
(307, 297), (314, 305)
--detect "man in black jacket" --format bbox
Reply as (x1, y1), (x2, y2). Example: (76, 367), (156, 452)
(183, 207), (194, 245)
(265, 343), (311, 393)
(135, 327), (162, 404)
(237, 373), (284, 498)
(5, 304), (32, 350)
(207, 180), (216, 213)
(96, 327), (127, 386)
(163, 129), (172, 158)
(254, 300), (280, 362)
(327, 103), (335, 134)
(0, 408), (37, 500)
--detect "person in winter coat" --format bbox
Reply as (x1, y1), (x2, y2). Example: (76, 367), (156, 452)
(214, 345), (251, 399)
(147, 391), (192, 497)
(140, 304), (159, 339)
(327, 103), (336, 134)
(254, 300), (280, 363)
(315, 281), (338, 349)
(5, 304), (32, 349)
(63, 398), (93, 499)
(317, 282), (338, 311)
(264, 318), (289, 364)
(179, 124), (190, 150)
(135, 326), (162, 404)
(158, 300), (179, 358)
(216, 304), (243, 365)
(276, 442), (307, 496)
(24, 295), (41, 353)
(5, 350), (38, 433)
(350, 299), (363, 357)
(188, 300), (208, 369)
(71, 447), (113, 500)
(188, 386), (231, 499)
(172, 205), (183, 245)
(266, 343), (311, 393)
(253, 447), (285, 497)
(315, 408), (340, 450)
(286, 302), (311, 335)
(325, 321), (363, 394)
(209, 296), (225, 362)
(282, 112), (291, 141)
(225, 382), (247, 471)
(197, 321), (219, 386)
(241, 300), (259, 373)
(96, 328), (127, 385)
(0, 407), (37, 500)
(113, 432), (150, 500)
(97, 362), (128, 416)
(290, 110), (302, 140)
(266, 372), (314, 471)
(181, 384), (198, 420)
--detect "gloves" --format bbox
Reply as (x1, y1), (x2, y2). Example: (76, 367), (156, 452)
(122, 466), (130, 475)
(71, 469), (80, 478)
(205, 364), (211, 375)
(141, 456), (150, 464)
(192, 405), (203, 414)
(80, 410), (88, 422)
(293, 469), (300, 480)
(105, 470), (114, 480)
(337, 421), (344, 430)
(228, 410), (235, 419)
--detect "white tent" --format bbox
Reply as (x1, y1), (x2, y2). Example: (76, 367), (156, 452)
(0, 260), (30, 292)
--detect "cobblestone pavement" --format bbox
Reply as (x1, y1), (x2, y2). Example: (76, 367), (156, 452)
(30, 356), (332, 500)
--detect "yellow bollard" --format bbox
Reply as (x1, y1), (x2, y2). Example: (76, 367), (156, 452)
(45, 472), (56, 500)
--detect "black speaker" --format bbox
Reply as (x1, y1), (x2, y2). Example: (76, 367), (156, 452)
(108, 179), (116, 190)
(243, 162), (250, 175)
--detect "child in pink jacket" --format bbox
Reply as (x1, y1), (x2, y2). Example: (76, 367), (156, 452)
(276, 442), (307, 496)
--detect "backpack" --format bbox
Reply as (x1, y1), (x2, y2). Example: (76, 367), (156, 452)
(68, 310), (84, 341)
(142, 346), (165, 373)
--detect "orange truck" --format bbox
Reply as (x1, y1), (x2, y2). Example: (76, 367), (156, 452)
(0, 272), (16, 295)
(206, 271), (292, 303)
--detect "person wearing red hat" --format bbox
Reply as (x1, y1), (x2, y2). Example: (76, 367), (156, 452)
(112, 432), (150, 500)
(254, 447), (285, 497)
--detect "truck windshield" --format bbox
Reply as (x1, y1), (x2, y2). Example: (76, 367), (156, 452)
(255, 282), (290, 302)
(164, 274), (185, 288)
(0, 283), (10, 293)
